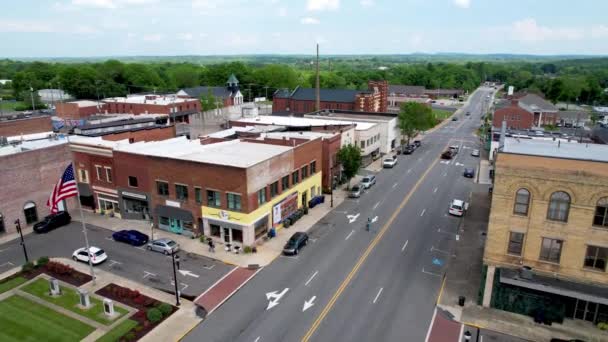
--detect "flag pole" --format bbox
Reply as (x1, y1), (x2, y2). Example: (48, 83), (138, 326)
(66, 135), (96, 284)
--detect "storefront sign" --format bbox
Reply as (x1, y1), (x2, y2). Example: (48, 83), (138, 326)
(272, 192), (298, 226)
(122, 191), (147, 200)
(166, 200), (180, 208)
(219, 210), (229, 220)
(92, 185), (118, 194)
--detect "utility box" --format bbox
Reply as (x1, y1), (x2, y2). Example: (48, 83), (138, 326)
(103, 298), (115, 317)
(78, 288), (90, 308)
(49, 278), (61, 296)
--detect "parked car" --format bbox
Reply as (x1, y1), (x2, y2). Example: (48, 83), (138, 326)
(33, 211), (71, 233)
(72, 247), (108, 265)
(441, 150), (453, 159)
(451, 117), (458, 121)
(283, 232), (309, 255)
(361, 175), (376, 189)
(413, 140), (421, 148)
(449, 199), (466, 217)
(464, 167), (475, 178)
(147, 238), (179, 255)
(112, 230), (149, 246)
(349, 184), (364, 198)
(471, 149), (480, 157)
(409, 143), (418, 151)
(402, 145), (414, 154)
(465, 111), (471, 116)
(383, 158), (398, 168)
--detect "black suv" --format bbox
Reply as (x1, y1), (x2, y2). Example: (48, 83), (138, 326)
(283, 232), (309, 255)
(402, 145), (414, 154)
(33, 211), (71, 233)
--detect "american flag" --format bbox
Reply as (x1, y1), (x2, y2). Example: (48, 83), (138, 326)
(47, 164), (78, 213)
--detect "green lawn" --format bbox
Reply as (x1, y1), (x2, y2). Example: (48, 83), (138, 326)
(0, 101), (24, 111)
(0, 276), (27, 294)
(96, 319), (138, 342)
(21, 278), (128, 325)
(433, 109), (453, 120)
(0, 295), (95, 342)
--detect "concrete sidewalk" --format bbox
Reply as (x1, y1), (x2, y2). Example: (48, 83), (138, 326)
(67, 188), (347, 268)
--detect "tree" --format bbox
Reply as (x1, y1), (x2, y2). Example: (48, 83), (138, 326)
(337, 144), (362, 189)
(398, 102), (436, 147)
(17, 90), (45, 110)
(200, 89), (219, 112)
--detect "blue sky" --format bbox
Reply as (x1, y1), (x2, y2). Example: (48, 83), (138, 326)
(1, 0), (607, 57)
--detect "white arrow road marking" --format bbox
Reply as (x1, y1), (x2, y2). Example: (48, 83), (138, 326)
(420, 209), (426, 216)
(371, 216), (378, 223)
(373, 201), (380, 210)
(178, 270), (200, 278)
(266, 288), (289, 310)
(143, 271), (157, 279)
(346, 213), (360, 224)
(345, 230), (355, 241)
(433, 187), (438, 193)
(202, 265), (215, 270)
(392, 182), (398, 188)
(303, 296), (316, 312)
(373, 288), (383, 304)
(254, 337), (261, 342)
(0, 262), (14, 267)
(455, 162), (464, 166)
(305, 271), (318, 286)
(440, 161), (450, 164)
(407, 168), (412, 174)
(401, 240), (409, 252)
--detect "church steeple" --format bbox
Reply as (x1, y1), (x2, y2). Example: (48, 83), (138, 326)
(226, 74), (239, 94)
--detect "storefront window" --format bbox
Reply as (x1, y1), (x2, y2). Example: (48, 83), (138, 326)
(210, 224), (221, 237)
(160, 216), (170, 226)
(23, 202), (38, 224)
(232, 229), (243, 243)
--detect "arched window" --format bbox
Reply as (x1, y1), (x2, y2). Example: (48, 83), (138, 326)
(593, 197), (608, 228)
(547, 191), (570, 222)
(23, 202), (38, 225)
(514, 188), (530, 215)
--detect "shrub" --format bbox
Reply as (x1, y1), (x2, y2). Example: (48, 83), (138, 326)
(156, 303), (173, 317)
(117, 287), (132, 299)
(37, 256), (50, 267)
(134, 325), (143, 332)
(45, 261), (73, 275)
(124, 332), (136, 341)
(243, 246), (253, 254)
(22, 262), (35, 273)
(199, 235), (206, 243)
(598, 322), (608, 331)
(146, 308), (162, 323)
(143, 297), (156, 307)
(133, 295), (146, 305)
(130, 290), (140, 299)
(133, 310), (146, 320)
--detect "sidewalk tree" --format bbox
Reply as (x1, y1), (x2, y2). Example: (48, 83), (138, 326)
(337, 144), (362, 189)
(398, 102), (435, 147)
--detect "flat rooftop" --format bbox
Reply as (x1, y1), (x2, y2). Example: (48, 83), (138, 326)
(103, 94), (196, 106)
(502, 137), (608, 163)
(235, 115), (375, 131)
(69, 135), (130, 148)
(115, 136), (293, 168)
(306, 112), (396, 122)
(68, 100), (102, 108)
(0, 134), (67, 157)
(263, 131), (337, 140)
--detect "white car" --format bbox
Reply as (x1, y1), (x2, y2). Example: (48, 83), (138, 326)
(471, 149), (480, 157)
(449, 199), (467, 217)
(383, 158), (398, 168)
(72, 246), (108, 265)
(361, 175), (377, 189)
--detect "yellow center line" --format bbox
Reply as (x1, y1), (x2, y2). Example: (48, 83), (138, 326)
(301, 139), (453, 342)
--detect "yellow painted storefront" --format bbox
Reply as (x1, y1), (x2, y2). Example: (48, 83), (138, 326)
(201, 172), (322, 246)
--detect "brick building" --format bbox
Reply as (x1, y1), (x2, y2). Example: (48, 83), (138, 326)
(102, 95), (200, 118)
(492, 100), (535, 130)
(0, 114), (53, 137)
(482, 138), (608, 325)
(272, 80), (388, 115)
(73, 115), (175, 143)
(55, 100), (104, 120)
(495, 93), (559, 129)
(0, 134), (75, 235)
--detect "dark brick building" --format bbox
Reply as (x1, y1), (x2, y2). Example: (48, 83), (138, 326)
(0, 114), (53, 137)
(493, 100), (535, 130)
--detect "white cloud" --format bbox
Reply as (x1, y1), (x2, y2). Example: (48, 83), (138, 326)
(177, 33), (194, 41)
(509, 18), (583, 42)
(591, 25), (608, 38)
(307, 0), (339, 11)
(143, 33), (164, 42)
(277, 7), (287, 17)
(71, 0), (158, 9)
(0, 20), (56, 33)
(360, 0), (374, 7)
(228, 34), (258, 47)
(453, 0), (470, 9)
(301, 17), (320, 25)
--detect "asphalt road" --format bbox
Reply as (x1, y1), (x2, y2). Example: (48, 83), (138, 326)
(0, 222), (233, 297)
(183, 87), (494, 342)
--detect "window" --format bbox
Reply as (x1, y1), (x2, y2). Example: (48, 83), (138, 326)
(292, 170), (299, 185)
(547, 191), (570, 222)
(270, 181), (279, 198)
(175, 184), (188, 201)
(23, 202), (38, 225)
(282, 175), (290, 191)
(95, 165), (102, 180)
(584, 246), (607, 271)
(195, 187), (202, 204)
(310, 161), (316, 174)
(210, 224), (221, 237)
(593, 197), (608, 228)
(539, 238), (563, 263)
(513, 188), (530, 215)
(207, 190), (221, 207)
(128, 176), (138, 188)
(360, 141), (365, 148)
(104, 167), (112, 183)
(301, 165), (309, 179)
(507, 232), (525, 256)
(257, 188), (267, 205)
(156, 181), (169, 196)
(79, 169), (88, 183)
(227, 193), (241, 211)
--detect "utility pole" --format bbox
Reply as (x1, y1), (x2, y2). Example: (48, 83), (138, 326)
(14, 219), (29, 263)
(171, 252), (181, 306)
(264, 86), (269, 100)
(315, 44), (320, 112)
(29, 84), (36, 111)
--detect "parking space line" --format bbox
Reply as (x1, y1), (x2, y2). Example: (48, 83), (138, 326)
(0, 262), (15, 268)
(392, 182), (398, 188)
(433, 187), (438, 193)
(373, 201), (380, 210)
(345, 230), (355, 241)
(372, 287), (383, 304)
(422, 268), (442, 277)
(105, 237), (113, 241)
(203, 265), (215, 270)
(305, 271), (319, 286)
(143, 271), (157, 279)
(401, 240), (409, 252)
(420, 209), (426, 217)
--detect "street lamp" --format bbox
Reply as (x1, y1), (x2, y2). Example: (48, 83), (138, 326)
(14, 219), (29, 263)
(171, 252), (180, 306)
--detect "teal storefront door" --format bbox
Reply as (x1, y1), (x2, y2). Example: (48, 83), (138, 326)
(169, 218), (183, 234)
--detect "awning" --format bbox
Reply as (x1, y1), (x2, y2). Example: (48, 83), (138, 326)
(78, 183), (93, 197)
(155, 205), (193, 222)
(206, 217), (244, 231)
(500, 267), (608, 305)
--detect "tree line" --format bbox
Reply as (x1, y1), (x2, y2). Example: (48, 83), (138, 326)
(1, 57), (607, 105)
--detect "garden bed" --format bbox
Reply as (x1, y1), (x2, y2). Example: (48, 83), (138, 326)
(96, 283), (177, 342)
(21, 259), (92, 287)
